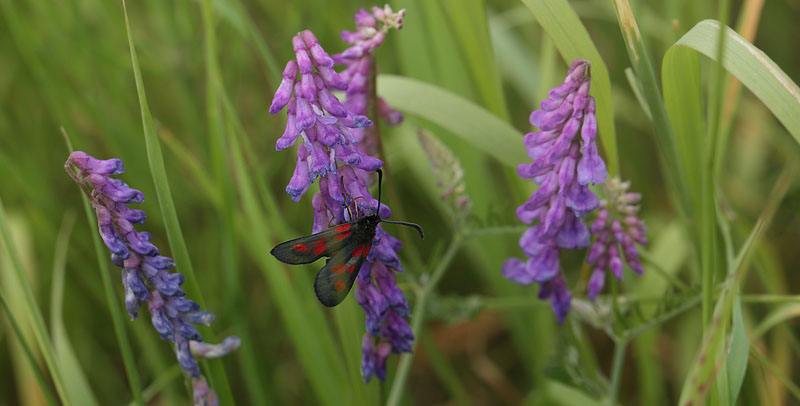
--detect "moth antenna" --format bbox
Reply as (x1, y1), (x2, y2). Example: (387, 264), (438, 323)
(381, 220), (425, 239)
(376, 168), (383, 218)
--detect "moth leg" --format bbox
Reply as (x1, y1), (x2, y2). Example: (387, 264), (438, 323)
(340, 175), (355, 220)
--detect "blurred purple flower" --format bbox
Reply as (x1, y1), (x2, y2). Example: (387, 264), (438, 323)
(586, 178), (648, 300)
(66, 151), (239, 405)
(502, 59), (607, 323)
(270, 8), (412, 383)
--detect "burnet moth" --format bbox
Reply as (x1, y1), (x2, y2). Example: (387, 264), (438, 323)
(270, 169), (424, 307)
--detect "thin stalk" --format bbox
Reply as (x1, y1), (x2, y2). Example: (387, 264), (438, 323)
(701, 0), (732, 332)
(385, 233), (464, 406)
(62, 129), (144, 406)
(607, 338), (629, 406)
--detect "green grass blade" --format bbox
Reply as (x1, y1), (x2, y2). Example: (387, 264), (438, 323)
(200, 0), (267, 403)
(0, 199), (70, 404)
(723, 298), (749, 405)
(50, 212), (98, 405)
(611, 0), (693, 220)
(678, 164), (793, 406)
(377, 75), (526, 167)
(442, 0), (509, 119)
(121, 1), (233, 401)
(0, 291), (57, 405)
(62, 129), (144, 405)
(518, 0), (618, 176)
(665, 20), (800, 143)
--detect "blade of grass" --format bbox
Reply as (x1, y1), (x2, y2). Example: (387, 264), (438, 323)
(611, 0), (693, 220)
(664, 20), (800, 143)
(50, 211), (98, 405)
(121, 1), (233, 401)
(518, 0), (618, 176)
(0, 199), (69, 404)
(200, 0), (267, 403)
(0, 284), (57, 404)
(678, 163), (793, 405)
(377, 75), (526, 167)
(62, 128), (144, 406)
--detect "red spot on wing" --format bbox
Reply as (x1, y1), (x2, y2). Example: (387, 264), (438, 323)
(335, 280), (346, 291)
(293, 243), (307, 252)
(352, 245), (364, 257)
(313, 244), (327, 255)
(348, 265), (355, 273)
(334, 231), (351, 241)
(331, 264), (346, 274)
(335, 224), (351, 232)
(362, 243), (372, 258)
(316, 238), (326, 244)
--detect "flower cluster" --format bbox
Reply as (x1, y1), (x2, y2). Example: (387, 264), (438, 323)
(334, 5), (405, 156)
(586, 178), (648, 300)
(270, 8), (412, 383)
(65, 151), (239, 406)
(502, 59), (607, 323)
(270, 29), (379, 203)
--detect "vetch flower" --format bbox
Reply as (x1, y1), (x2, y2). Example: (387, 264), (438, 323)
(269, 29), (376, 203)
(270, 10), (412, 383)
(586, 178), (648, 300)
(65, 151), (239, 405)
(335, 5), (405, 157)
(502, 59), (607, 323)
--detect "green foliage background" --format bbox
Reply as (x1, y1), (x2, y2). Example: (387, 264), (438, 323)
(1, 0), (799, 405)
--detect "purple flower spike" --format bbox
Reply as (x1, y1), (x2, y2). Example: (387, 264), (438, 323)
(586, 178), (648, 300)
(503, 59), (608, 322)
(271, 8), (412, 383)
(66, 152), (239, 405)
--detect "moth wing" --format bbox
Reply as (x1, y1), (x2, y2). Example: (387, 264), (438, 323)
(314, 241), (373, 307)
(270, 224), (354, 265)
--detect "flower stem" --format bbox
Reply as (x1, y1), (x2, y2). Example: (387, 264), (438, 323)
(607, 338), (628, 406)
(385, 233), (464, 406)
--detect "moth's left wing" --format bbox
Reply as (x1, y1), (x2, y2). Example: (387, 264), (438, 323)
(270, 224), (354, 265)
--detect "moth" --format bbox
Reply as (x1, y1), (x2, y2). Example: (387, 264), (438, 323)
(270, 169), (424, 307)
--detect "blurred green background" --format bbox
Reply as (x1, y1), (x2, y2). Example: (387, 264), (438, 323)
(2, 0), (800, 405)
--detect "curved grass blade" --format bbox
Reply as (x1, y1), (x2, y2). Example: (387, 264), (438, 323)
(664, 20), (800, 144)
(121, 1), (233, 402)
(518, 0), (618, 176)
(377, 75), (525, 167)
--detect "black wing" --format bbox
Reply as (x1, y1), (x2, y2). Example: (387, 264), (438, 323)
(314, 240), (373, 306)
(270, 224), (355, 265)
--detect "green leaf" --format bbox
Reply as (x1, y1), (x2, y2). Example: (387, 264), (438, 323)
(377, 75), (526, 167)
(121, 1), (233, 401)
(664, 20), (800, 144)
(518, 0), (618, 176)
(724, 298), (749, 405)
